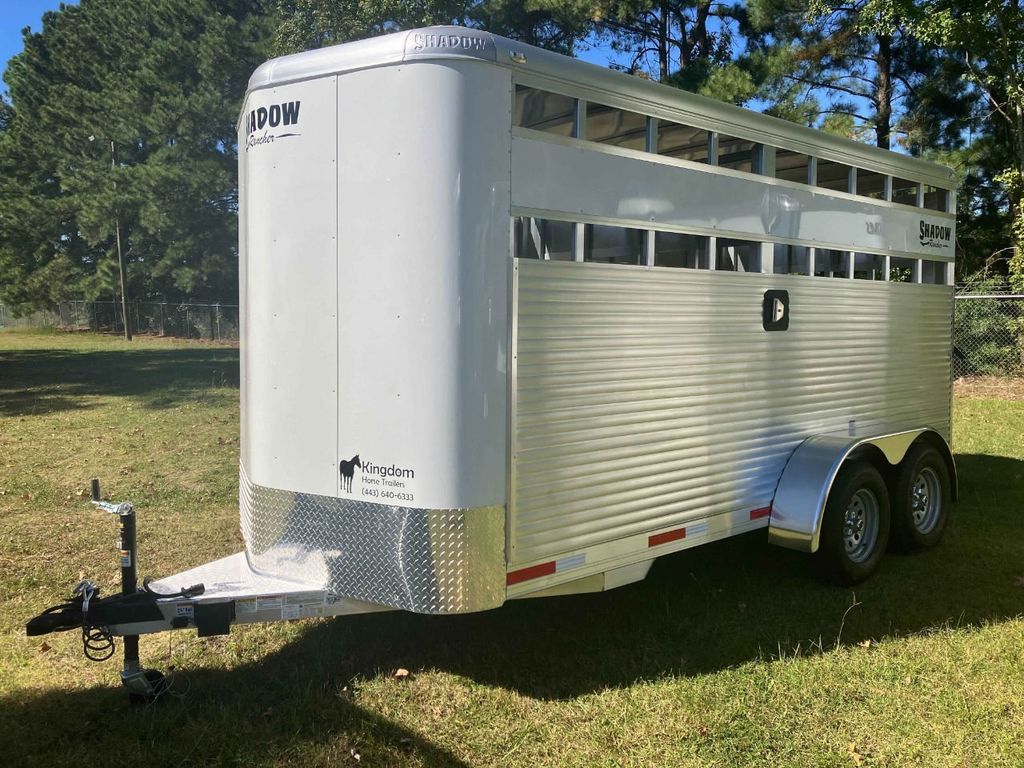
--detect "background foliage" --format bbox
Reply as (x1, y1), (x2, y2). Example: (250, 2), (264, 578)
(1, 0), (1021, 314)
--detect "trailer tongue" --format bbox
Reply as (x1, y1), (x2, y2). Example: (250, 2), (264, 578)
(26, 478), (385, 703)
(27, 480), (196, 703)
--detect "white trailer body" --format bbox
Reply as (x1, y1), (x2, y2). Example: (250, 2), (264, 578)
(141, 26), (956, 629)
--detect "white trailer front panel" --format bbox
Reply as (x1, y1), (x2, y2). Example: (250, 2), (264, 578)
(239, 54), (512, 613)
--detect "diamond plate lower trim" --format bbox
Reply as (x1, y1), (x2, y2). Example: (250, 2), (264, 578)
(239, 467), (506, 613)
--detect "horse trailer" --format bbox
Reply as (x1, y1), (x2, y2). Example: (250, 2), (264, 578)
(29, 26), (958, 701)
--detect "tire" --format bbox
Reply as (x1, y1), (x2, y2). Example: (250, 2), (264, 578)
(816, 460), (891, 585)
(889, 444), (951, 552)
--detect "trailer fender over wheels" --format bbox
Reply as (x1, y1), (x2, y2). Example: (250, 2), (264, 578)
(768, 428), (956, 556)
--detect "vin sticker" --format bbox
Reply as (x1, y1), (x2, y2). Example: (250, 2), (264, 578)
(236, 598), (258, 615)
(258, 595), (283, 611)
(285, 592), (323, 606)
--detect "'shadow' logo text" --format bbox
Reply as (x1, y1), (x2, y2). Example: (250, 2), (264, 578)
(245, 101), (301, 152)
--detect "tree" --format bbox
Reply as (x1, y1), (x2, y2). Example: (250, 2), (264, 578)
(469, 0), (593, 55)
(746, 0), (970, 150)
(271, 0), (593, 56)
(847, 0), (1024, 285)
(578, 1), (758, 101)
(0, 0), (276, 314)
(271, 0), (467, 54)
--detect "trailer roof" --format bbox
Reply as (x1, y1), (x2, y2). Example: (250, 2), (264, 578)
(248, 26), (956, 189)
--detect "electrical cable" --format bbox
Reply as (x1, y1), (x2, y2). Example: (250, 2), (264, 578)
(141, 577), (205, 599)
(75, 580), (115, 662)
(82, 624), (115, 661)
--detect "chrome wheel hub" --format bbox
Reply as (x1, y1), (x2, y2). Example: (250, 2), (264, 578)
(842, 488), (880, 563)
(910, 467), (941, 534)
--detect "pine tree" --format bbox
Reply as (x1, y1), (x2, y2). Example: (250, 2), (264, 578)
(0, 0), (276, 313)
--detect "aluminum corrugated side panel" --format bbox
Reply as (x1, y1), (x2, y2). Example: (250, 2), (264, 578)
(511, 262), (952, 565)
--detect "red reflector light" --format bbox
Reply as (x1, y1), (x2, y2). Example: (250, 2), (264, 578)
(648, 527), (686, 547)
(506, 561), (556, 586)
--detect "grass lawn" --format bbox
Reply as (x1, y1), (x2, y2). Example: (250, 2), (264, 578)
(0, 329), (1022, 767)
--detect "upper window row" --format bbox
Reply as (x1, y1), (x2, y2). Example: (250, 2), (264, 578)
(513, 86), (950, 212)
(513, 216), (950, 285)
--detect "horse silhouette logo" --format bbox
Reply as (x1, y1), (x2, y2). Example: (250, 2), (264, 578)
(339, 454), (361, 493)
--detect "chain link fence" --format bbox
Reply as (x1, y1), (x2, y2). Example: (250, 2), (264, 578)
(3, 291), (1024, 375)
(0, 300), (239, 341)
(953, 283), (1024, 378)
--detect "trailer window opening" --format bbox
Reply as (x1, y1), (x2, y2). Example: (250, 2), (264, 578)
(921, 259), (948, 285)
(514, 85), (575, 136)
(585, 103), (647, 150)
(853, 252), (886, 280)
(891, 177), (918, 207)
(815, 249), (850, 278)
(654, 231), (710, 269)
(773, 244), (810, 275)
(583, 224), (644, 264)
(889, 257), (916, 282)
(715, 237), (761, 272)
(717, 135), (760, 173)
(816, 159), (851, 193)
(857, 168), (887, 200)
(514, 217), (574, 260)
(657, 121), (710, 163)
(775, 150), (811, 184)
(923, 185), (948, 212)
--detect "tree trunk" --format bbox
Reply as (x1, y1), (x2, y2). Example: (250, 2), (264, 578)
(875, 32), (893, 150)
(658, 1), (669, 81)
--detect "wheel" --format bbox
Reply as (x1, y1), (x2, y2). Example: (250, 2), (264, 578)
(816, 460), (891, 585)
(889, 444), (951, 552)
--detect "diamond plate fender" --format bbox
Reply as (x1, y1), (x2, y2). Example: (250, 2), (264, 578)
(240, 468), (506, 613)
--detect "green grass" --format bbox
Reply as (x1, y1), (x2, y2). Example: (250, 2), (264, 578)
(1, 330), (1022, 767)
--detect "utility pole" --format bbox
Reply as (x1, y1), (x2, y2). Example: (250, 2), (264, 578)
(111, 140), (131, 341)
(92, 134), (131, 341)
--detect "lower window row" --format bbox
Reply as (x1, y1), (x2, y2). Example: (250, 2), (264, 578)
(513, 217), (949, 284)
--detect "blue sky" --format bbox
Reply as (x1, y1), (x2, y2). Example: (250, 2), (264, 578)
(0, 0), (75, 91)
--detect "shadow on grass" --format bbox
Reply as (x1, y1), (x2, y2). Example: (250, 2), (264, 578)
(0, 673), (472, 767)
(234, 452), (1022, 700)
(0, 346), (239, 416)
(2, 453), (1021, 765)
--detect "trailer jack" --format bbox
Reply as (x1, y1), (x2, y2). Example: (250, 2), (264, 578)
(25, 479), (204, 705)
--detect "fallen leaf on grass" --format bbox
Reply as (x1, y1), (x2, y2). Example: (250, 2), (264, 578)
(847, 742), (864, 766)
(39, 642), (50, 653)
(858, 639), (872, 649)
(394, 668), (410, 680)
